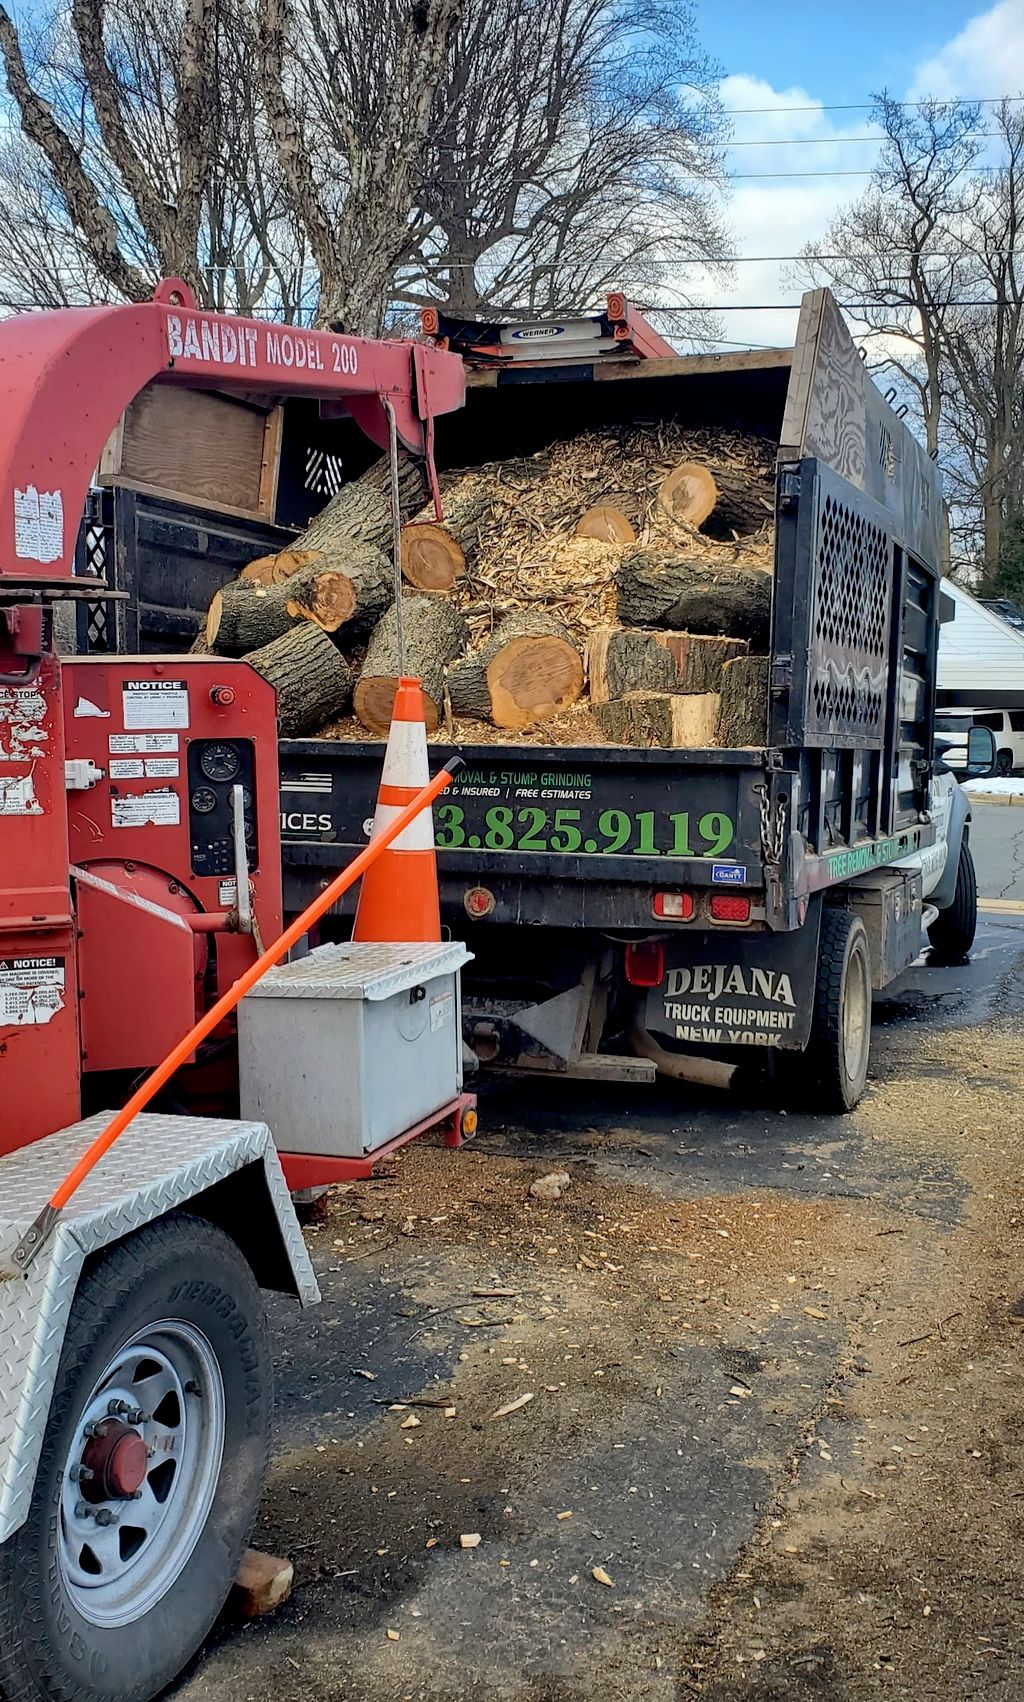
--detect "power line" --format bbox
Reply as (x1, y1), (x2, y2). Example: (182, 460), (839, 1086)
(724, 131), (1002, 147)
(650, 298), (1023, 312)
(719, 95), (1024, 115)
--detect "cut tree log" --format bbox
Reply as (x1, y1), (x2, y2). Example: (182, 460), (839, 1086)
(593, 692), (721, 749)
(657, 460), (774, 539)
(716, 654), (770, 747)
(246, 623), (353, 737)
(616, 549), (772, 647)
(588, 628), (748, 703)
(205, 560), (361, 654)
(353, 593), (469, 734)
(401, 480), (492, 590)
(574, 505), (636, 546)
(239, 548), (322, 587)
(447, 612), (584, 730)
(296, 453), (425, 556)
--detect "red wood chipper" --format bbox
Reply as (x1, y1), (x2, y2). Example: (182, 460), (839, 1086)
(0, 283), (469, 1702)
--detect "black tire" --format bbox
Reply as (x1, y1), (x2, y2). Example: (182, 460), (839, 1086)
(996, 749), (1013, 776)
(0, 1213), (271, 1702)
(928, 839), (978, 965)
(804, 909), (872, 1113)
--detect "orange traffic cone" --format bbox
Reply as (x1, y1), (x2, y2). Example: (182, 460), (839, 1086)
(353, 677), (441, 942)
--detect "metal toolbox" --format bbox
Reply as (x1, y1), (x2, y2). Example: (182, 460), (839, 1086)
(238, 941), (472, 1158)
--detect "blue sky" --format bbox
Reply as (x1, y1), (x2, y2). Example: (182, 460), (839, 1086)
(682, 0), (1024, 350)
(697, 1), (984, 105)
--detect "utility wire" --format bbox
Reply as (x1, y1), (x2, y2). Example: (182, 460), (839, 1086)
(720, 95), (1024, 115)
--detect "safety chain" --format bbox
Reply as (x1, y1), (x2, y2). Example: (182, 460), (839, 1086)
(755, 783), (788, 867)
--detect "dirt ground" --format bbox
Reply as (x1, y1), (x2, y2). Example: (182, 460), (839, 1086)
(175, 917), (1024, 1702)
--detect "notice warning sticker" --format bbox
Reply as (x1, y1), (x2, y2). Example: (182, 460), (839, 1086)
(109, 733), (178, 755)
(111, 788), (180, 828)
(429, 990), (454, 1032)
(0, 955), (66, 1028)
(122, 680), (189, 731)
(109, 758), (145, 780)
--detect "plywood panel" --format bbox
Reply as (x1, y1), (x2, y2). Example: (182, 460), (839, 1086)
(101, 385), (273, 516)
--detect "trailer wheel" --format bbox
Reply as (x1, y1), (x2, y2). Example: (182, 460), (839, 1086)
(0, 1212), (271, 1702)
(928, 840), (978, 965)
(805, 909), (872, 1113)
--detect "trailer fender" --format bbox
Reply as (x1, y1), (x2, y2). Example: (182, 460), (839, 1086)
(0, 1112), (319, 1545)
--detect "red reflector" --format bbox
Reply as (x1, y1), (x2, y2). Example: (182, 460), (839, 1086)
(710, 893), (752, 923)
(624, 941), (665, 987)
(653, 891), (694, 920)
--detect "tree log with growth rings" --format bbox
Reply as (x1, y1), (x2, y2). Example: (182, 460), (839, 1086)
(574, 505), (636, 546)
(447, 612), (584, 730)
(246, 624), (354, 738)
(353, 594), (469, 733)
(657, 460), (774, 539)
(401, 480), (493, 590)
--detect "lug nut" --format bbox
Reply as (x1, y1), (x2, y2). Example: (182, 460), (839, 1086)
(83, 1420), (101, 1439)
(74, 1501), (91, 1519)
(184, 1379), (202, 1397)
(107, 1398), (130, 1417)
(69, 1464), (94, 1484)
(94, 1509), (119, 1528)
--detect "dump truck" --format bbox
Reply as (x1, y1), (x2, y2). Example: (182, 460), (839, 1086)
(67, 289), (991, 1111)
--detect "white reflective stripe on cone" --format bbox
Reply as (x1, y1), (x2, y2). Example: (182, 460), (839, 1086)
(380, 718), (429, 786)
(369, 799), (435, 852)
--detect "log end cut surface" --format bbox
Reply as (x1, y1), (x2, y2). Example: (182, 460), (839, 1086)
(353, 675), (442, 735)
(401, 522), (466, 590)
(486, 634), (584, 730)
(575, 505), (636, 546)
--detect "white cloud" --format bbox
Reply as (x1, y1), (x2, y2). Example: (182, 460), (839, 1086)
(910, 0), (1024, 99)
(670, 76), (875, 351)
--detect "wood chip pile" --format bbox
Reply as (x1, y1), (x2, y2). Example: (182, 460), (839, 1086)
(196, 424), (776, 750)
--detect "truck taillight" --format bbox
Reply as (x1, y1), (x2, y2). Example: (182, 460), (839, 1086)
(653, 891), (694, 921)
(624, 941), (664, 987)
(710, 893), (751, 923)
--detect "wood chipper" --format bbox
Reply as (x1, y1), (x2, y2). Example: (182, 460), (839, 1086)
(0, 283), (470, 1702)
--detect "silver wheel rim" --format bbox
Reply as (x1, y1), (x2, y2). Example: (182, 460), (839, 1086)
(842, 939), (870, 1088)
(58, 1320), (225, 1629)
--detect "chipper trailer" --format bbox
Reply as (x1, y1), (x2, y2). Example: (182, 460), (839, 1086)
(0, 284), (474, 1702)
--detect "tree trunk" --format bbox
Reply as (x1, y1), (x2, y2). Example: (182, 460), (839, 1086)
(593, 692), (721, 749)
(716, 655), (769, 747)
(575, 505), (636, 546)
(447, 611), (584, 729)
(246, 624), (354, 738)
(239, 548), (323, 587)
(296, 453), (425, 556)
(657, 461), (774, 539)
(353, 593), (469, 733)
(206, 561), (360, 653)
(588, 627), (748, 703)
(401, 479), (492, 589)
(616, 549), (772, 647)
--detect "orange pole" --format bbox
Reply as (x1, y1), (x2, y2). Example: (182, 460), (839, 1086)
(47, 758), (461, 1213)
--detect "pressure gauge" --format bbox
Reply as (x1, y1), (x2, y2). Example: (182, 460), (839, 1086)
(191, 786), (218, 814)
(199, 742), (240, 782)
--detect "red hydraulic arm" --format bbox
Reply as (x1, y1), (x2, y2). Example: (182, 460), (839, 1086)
(0, 278), (465, 590)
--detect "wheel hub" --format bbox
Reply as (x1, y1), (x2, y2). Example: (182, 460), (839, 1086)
(80, 1419), (149, 1501)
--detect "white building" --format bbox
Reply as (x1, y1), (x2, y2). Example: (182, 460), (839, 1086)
(938, 578), (1024, 710)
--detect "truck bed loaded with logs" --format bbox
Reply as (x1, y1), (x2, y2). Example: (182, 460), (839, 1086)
(69, 289), (984, 1110)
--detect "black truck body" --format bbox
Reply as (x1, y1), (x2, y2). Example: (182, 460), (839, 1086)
(72, 290), (946, 1100)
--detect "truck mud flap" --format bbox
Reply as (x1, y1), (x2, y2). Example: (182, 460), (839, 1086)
(645, 901), (822, 1053)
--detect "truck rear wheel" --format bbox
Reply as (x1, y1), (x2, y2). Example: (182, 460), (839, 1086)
(0, 1213), (272, 1702)
(805, 909), (872, 1113)
(927, 840), (977, 965)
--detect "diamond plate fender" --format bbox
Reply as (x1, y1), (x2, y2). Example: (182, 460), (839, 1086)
(0, 1112), (319, 1544)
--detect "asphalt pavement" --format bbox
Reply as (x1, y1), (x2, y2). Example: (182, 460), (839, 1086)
(969, 798), (1024, 903)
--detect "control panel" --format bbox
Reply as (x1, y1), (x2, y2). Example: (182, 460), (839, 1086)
(187, 738), (258, 878)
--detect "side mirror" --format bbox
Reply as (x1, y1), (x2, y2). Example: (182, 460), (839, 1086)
(966, 724), (996, 778)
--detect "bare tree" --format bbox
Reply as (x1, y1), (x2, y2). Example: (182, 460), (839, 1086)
(400, 0), (727, 322)
(796, 95), (1024, 574)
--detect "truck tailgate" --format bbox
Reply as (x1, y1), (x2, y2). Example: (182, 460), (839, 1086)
(279, 740), (768, 927)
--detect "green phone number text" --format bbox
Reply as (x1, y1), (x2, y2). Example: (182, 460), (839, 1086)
(435, 802), (735, 857)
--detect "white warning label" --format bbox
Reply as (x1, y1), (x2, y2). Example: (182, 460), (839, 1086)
(111, 788), (181, 828)
(122, 680), (189, 731)
(0, 956), (66, 1028)
(145, 756), (179, 779)
(109, 733), (179, 755)
(430, 989), (454, 1032)
(109, 758), (145, 779)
